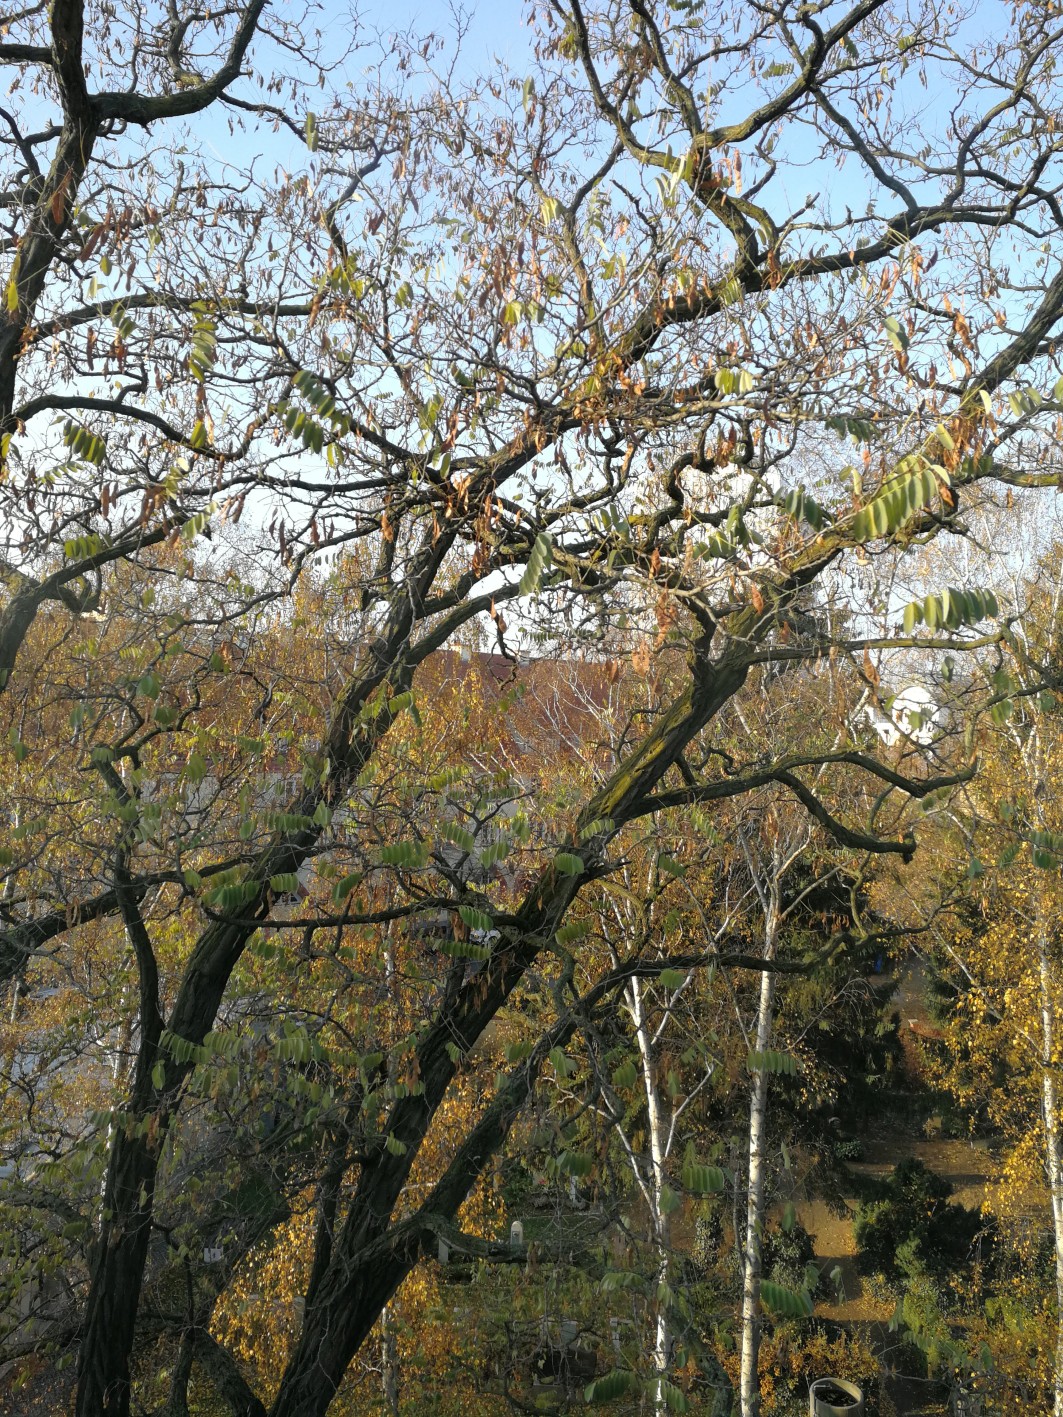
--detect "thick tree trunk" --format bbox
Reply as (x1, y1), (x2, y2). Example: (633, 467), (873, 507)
(75, 1128), (162, 1416)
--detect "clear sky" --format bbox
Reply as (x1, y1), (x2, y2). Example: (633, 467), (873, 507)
(361, 0), (535, 66)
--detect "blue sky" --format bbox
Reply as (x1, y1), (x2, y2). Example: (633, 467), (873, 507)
(361, 0), (534, 65)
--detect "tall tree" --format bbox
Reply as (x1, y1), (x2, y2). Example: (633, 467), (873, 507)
(4, 1), (1063, 1414)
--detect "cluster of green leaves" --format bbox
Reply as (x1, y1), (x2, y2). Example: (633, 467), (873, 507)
(902, 587), (998, 633)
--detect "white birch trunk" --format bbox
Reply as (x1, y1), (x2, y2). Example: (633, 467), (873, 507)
(381, 1303), (400, 1417)
(630, 975), (671, 1412)
(1038, 921), (1063, 1417)
(739, 900), (778, 1417)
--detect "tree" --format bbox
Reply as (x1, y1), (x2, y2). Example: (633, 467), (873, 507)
(4, 1), (1063, 1414)
(919, 544), (1063, 1415)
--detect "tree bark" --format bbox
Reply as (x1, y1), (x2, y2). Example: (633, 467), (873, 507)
(739, 900), (778, 1417)
(1038, 918), (1063, 1417)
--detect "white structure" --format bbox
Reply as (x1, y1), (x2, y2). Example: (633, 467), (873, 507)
(862, 684), (943, 748)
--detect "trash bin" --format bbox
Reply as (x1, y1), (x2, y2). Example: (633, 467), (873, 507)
(809, 1377), (864, 1415)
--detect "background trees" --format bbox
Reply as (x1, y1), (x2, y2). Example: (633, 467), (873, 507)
(5, 0), (1063, 1414)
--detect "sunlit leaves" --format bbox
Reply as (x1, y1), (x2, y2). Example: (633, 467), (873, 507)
(186, 316), (216, 386)
(64, 532), (105, 559)
(852, 465), (940, 542)
(713, 366), (754, 395)
(181, 507), (213, 543)
(882, 315), (909, 352)
(902, 587), (998, 633)
(63, 422), (107, 467)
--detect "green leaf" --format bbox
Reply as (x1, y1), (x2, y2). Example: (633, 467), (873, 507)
(481, 833), (510, 867)
(384, 1133), (408, 1156)
(659, 968), (687, 990)
(331, 872), (362, 903)
(458, 904), (494, 933)
(599, 1269), (643, 1293)
(183, 752), (207, 784)
(611, 1058), (638, 1089)
(556, 918), (591, 945)
(658, 1184), (682, 1215)
(553, 852), (584, 876)
(305, 111), (318, 151)
(782, 487), (825, 531)
(270, 873), (299, 894)
(556, 1151), (594, 1177)
(440, 821), (476, 854)
(681, 1160), (725, 1194)
(439, 937), (492, 961)
(585, 1370), (639, 1403)
(760, 1279), (813, 1318)
(519, 532), (553, 595)
(64, 533), (105, 560)
(549, 1046), (576, 1078)
(747, 1049), (799, 1076)
(64, 422), (107, 466)
(654, 1379), (691, 1414)
(151, 1061), (165, 1090)
(909, 586), (998, 633)
(883, 315), (908, 352)
(853, 465), (937, 542)
(657, 853), (686, 878)
(379, 841), (429, 869)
